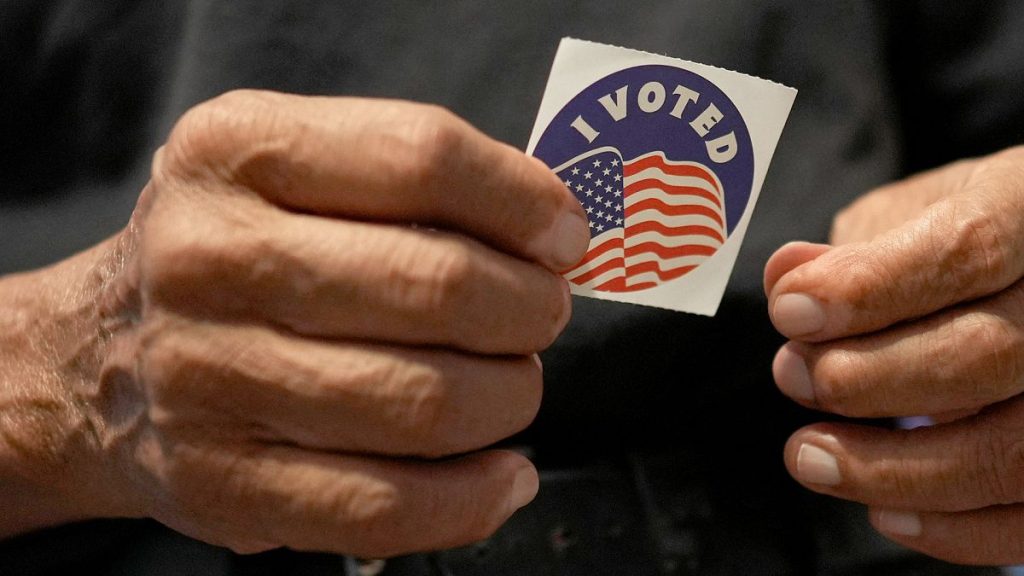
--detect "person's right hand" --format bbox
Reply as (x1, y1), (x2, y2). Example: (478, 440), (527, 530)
(4, 90), (590, 556)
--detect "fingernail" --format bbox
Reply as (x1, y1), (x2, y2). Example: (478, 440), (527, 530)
(551, 212), (591, 269)
(531, 353), (544, 372)
(876, 510), (922, 537)
(508, 466), (539, 512)
(773, 293), (826, 337)
(773, 345), (815, 402)
(796, 442), (841, 486)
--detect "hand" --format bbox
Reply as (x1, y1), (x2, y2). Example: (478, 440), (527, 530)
(765, 146), (1024, 564)
(0, 91), (590, 556)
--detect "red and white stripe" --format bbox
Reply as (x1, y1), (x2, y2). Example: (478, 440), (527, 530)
(565, 151), (726, 293)
(561, 227), (625, 289)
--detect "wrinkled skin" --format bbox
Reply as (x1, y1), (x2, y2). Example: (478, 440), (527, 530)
(0, 90), (591, 556)
(767, 147), (1024, 564)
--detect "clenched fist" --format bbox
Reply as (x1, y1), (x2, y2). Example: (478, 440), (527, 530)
(766, 147), (1024, 564)
(0, 90), (590, 556)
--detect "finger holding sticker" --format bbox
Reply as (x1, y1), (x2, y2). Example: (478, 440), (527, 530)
(766, 146), (1024, 564)
(0, 91), (591, 555)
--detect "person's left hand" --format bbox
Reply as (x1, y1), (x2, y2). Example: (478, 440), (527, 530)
(765, 146), (1024, 565)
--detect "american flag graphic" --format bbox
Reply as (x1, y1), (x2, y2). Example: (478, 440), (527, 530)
(555, 146), (726, 292)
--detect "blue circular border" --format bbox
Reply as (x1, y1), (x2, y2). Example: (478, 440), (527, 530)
(533, 64), (754, 235)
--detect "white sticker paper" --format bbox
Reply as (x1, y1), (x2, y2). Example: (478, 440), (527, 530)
(527, 38), (796, 315)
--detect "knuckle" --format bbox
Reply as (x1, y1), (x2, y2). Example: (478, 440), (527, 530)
(329, 481), (403, 556)
(386, 355), (541, 457)
(388, 365), (451, 456)
(157, 443), (220, 510)
(138, 443), (271, 550)
(397, 238), (476, 320)
(141, 217), (272, 311)
(134, 320), (235, 428)
(950, 314), (1021, 402)
(809, 348), (869, 416)
(141, 227), (219, 298)
(163, 89), (275, 181)
(390, 104), (464, 190)
(928, 319), (974, 385)
(430, 243), (476, 308)
(136, 349), (220, 441)
(136, 317), (192, 407)
(932, 206), (1010, 290)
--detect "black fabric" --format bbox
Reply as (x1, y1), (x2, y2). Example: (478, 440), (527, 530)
(2, 1), (1023, 574)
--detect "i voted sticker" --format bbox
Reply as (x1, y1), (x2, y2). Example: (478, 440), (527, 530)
(527, 39), (796, 315)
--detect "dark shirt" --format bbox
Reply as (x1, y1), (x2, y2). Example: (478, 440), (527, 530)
(1, 1), (1022, 574)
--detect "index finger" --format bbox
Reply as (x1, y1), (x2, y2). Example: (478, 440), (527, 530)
(161, 90), (591, 271)
(767, 147), (1024, 341)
